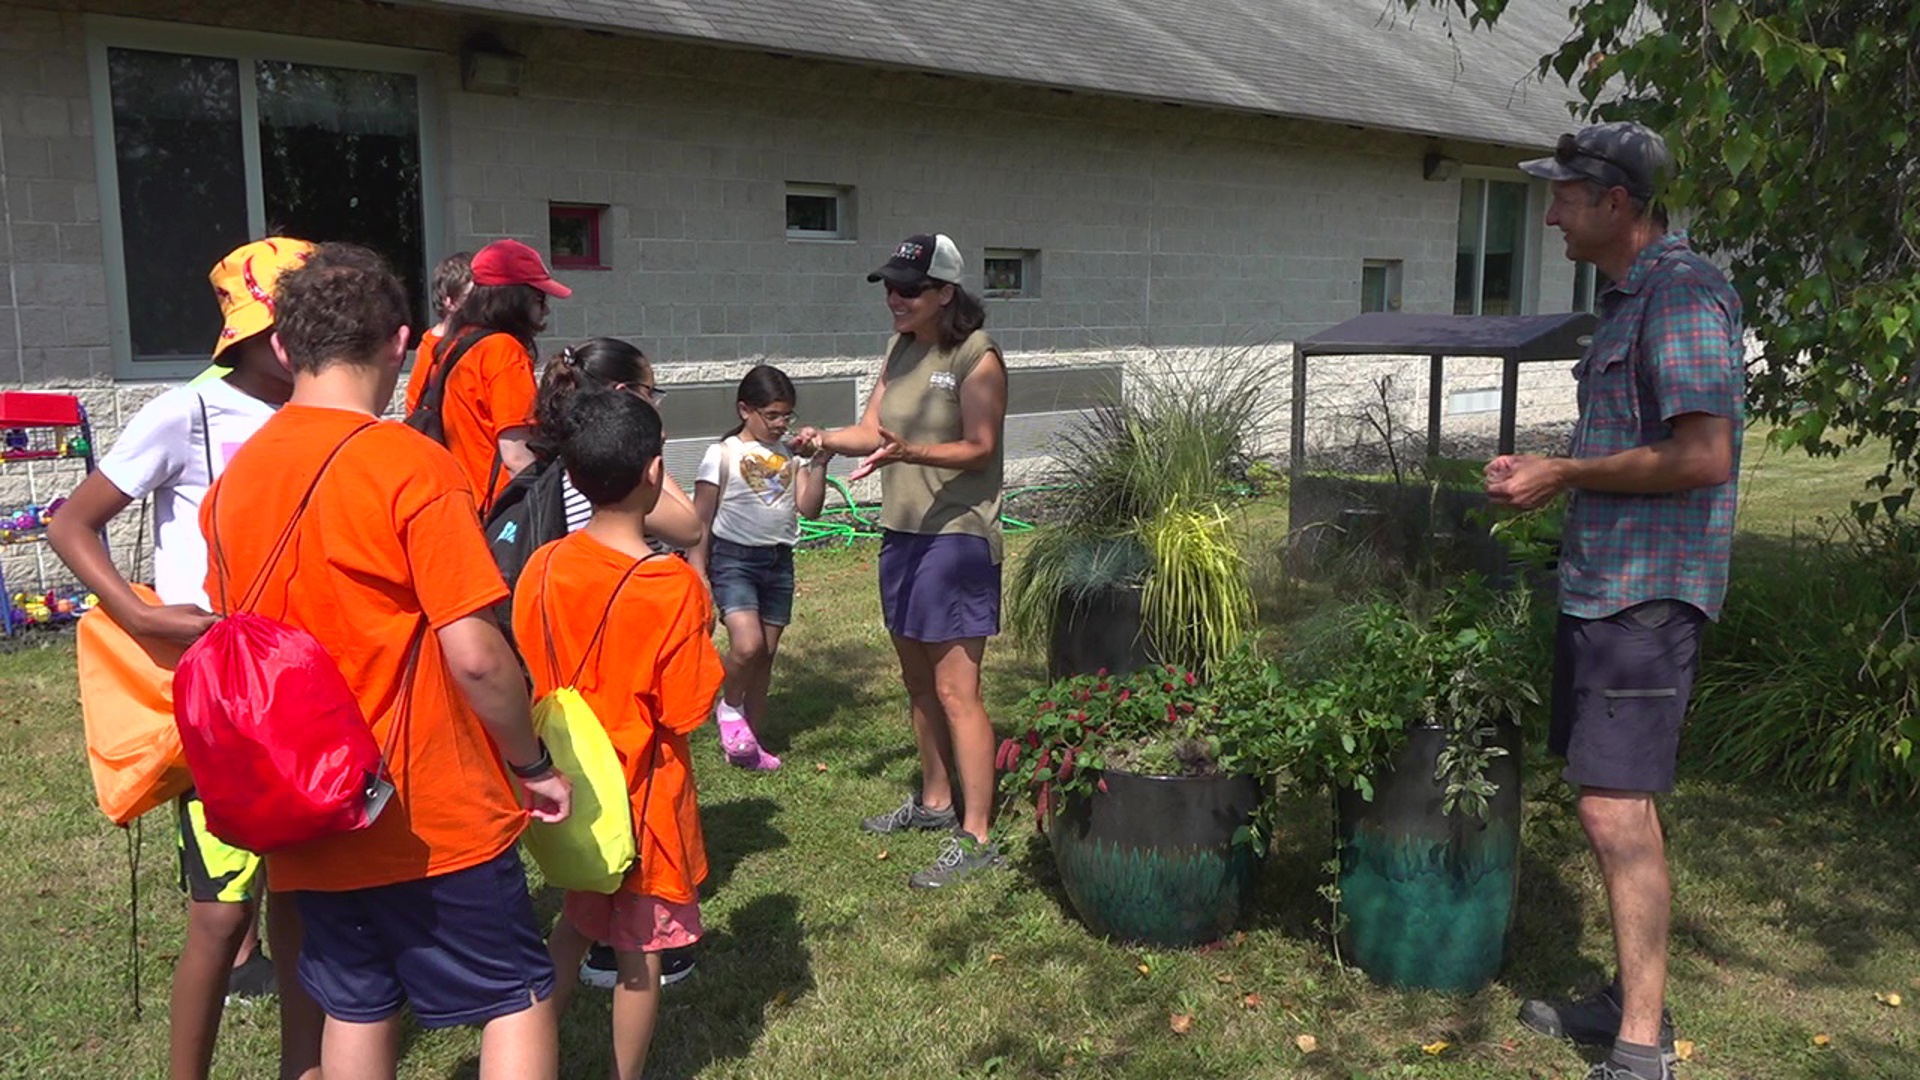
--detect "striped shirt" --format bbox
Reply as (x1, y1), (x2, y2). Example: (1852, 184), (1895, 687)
(1559, 233), (1745, 620)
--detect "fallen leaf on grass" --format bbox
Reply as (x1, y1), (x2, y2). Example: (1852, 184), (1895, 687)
(987, 953), (1005, 965)
(1213, 971), (1235, 984)
(1136, 963), (1151, 976)
(772, 991), (789, 1007)
(1421, 1040), (1449, 1056)
(875, 849), (889, 861)
(1169, 1013), (1193, 1035)
(1294, 1034), (1319, 1054)
(813, 762), (829, 773)
(1240, 993), (1263, 1009)
(1876, 991), (1903, 1007)
(1812, 1033), (1832, 1047)
(1674, 1039), (1695, 1062)
(1497, 1038), (1518, 1052)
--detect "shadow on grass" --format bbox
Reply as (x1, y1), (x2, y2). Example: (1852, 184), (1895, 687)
(758, 641), (896, 756)
(698, 796), (788, 895)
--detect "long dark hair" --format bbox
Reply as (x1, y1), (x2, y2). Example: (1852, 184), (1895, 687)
(446, 281), (546, 348)
(934, 284), (986, 349)
(532, 337), (653, 460)
(724, 364), (798, 439)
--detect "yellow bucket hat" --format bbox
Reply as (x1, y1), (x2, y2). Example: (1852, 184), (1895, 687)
(208, 238), (316, 364)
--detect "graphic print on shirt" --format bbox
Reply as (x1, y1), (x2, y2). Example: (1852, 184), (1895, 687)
(737, 448), (797, 505)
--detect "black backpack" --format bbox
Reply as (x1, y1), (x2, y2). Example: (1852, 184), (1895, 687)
(482, 456), (570, 653)
(403, 328), (490, 444)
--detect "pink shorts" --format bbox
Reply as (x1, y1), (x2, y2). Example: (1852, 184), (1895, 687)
(562, 890), (703, 953)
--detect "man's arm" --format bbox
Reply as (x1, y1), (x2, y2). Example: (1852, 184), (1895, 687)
(1486, 413), (1734, 509)
(497, 426), (536, 477)
(437, 613), (570, 821)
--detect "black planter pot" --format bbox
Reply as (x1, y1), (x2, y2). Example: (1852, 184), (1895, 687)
(1049, 769), (1263, 947)
(1046, 585), (1154, 681)
(1335, 721), (1522, 993)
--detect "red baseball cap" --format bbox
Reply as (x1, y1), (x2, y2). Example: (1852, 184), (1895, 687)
(471, 239), (571, 298)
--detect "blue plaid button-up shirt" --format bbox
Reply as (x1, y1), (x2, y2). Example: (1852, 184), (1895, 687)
(1560, 233), (1745, 620)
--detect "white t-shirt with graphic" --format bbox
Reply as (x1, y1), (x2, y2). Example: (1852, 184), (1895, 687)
(96, 378), (276, 609)
(696, 435), (801, 547)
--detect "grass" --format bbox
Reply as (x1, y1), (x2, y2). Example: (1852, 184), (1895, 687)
(2, 433), (1918, 1078)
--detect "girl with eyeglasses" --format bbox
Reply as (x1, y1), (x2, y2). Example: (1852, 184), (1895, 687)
(689, 364), (831, 771)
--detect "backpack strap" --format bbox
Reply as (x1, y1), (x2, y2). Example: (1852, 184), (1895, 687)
(209, 421), (379, 616)
(409, 328), (490, 428)
(195, 393), (214, 485)
(535, 549), (662, 690)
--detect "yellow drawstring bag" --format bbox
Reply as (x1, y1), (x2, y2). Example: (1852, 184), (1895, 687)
(518, 556), (656, 893)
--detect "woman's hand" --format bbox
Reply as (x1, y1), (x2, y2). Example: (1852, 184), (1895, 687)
(847, 428), (912, 482)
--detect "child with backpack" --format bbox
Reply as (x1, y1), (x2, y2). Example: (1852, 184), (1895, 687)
(47, 237), (325, 1080)
(514, 385), (724, 1080)
(406, 238), (568, 516)
(403, 250), (473, 415)
(201, 243), (570, 1079)
(690, 365), (831, 771)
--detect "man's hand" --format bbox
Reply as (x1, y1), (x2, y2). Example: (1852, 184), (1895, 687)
(847, 427), (911, 482)
(1486, 454), (1568, 510)
(130, 603), (219, 647)
(518, 768), (572, 824)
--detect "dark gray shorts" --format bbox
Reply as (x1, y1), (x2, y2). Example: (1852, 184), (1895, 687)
(1550, 600), (1706, 794)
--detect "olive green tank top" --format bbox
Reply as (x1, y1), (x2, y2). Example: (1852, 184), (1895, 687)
(876, 329), (1005, 562)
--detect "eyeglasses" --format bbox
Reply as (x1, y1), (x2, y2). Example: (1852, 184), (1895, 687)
(618, 382), (665, 405)
(1555, 132), (1636, 186)
(753, 406), (795, 423)
(884, 280), (936, 299)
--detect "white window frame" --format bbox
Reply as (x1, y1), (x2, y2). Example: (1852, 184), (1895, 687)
(983, 248), (1039, 299)
(86, 16), (446, 380)
(784, 183), (853, 242)
(1454, 169), (1538, 317)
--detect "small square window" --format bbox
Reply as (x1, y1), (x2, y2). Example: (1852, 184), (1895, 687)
(786, 183), (853, 240)
(984, 249), (1039, 298)
(550, 204), (605, 269)
(1361, 259), (1403, 313)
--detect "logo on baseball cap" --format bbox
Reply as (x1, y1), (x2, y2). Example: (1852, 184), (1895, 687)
(209, 238), (316, 363)
(868, 233), (964, 288)
(1519, 121), (1672, 203)
(471, 239), (572, 298)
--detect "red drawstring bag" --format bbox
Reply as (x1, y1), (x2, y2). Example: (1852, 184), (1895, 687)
(173, 422), (411, 854)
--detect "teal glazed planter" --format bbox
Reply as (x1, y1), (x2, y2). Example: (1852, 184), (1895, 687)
(1336, 722), (1522, 993)
(1048, 769), (1263, 947)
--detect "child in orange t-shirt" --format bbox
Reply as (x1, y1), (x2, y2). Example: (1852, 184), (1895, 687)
(513, 385), (723, 1080)
(205, 243), (571, 1079)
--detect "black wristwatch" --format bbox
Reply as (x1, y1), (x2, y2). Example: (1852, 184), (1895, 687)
(509, 739), (555, 779)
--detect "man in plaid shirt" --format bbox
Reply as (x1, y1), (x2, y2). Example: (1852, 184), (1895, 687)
(1486, 121), (1744, 1080)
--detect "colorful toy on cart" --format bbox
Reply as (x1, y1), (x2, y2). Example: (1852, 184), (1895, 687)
(9, 588), (98, 627)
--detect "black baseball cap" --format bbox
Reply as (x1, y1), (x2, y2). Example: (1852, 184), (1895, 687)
(867, 233), (964, 287)
(1520, 121), (1671, 202)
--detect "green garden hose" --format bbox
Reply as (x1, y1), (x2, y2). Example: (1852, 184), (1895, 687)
(795, 481), (1065, 551)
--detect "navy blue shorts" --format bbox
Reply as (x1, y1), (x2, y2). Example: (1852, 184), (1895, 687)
(293, 848), (554, 1029)
(878, 529), (1000, 642)
(708, 537), (795, 626)
(1550, 600), (1706, 794)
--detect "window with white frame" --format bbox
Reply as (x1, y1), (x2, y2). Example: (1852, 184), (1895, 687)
(983, 248), (1039, 298)
(1454, 177), (1530, 316)
(89, 23), (438, 376)
(1361, 258), (1403, 312)
(785, 183), (853, 240)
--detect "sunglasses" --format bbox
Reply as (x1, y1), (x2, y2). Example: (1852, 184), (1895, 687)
(884, 280), (938, 299)
(1555, 133), (1636, 187)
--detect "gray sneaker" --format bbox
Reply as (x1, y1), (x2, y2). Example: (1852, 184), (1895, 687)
(1585, 1061), (1673, 1080)
(861, 793), (957, 834)
(908, 834), (1003, 889)
(1519, 982), (1677, 1065)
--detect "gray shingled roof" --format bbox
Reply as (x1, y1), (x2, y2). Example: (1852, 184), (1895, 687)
(416, 0), (1586, 148)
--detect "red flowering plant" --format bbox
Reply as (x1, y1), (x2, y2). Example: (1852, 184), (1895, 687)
(996, 662), (1228, 827)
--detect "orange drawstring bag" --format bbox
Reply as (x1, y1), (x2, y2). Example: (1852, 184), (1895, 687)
(77, 584), (193, 825)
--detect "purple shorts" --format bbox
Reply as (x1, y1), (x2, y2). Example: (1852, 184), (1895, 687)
(878, 529), (1001, 642)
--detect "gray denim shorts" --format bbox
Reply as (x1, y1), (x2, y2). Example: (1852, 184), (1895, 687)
(1550, 600), (1706, 793)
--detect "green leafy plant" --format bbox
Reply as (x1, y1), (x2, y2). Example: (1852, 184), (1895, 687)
(1006, 357), (1263, 674)
(1274, 580), (1541, 818)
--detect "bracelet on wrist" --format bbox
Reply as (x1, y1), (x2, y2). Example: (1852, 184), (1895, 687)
(508, 739), (554, 779)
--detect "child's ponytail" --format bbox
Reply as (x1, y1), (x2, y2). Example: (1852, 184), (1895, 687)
(533, 338), (653, 460)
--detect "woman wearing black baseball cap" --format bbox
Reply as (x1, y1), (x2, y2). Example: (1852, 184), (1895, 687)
(793, 233), (1009, 889)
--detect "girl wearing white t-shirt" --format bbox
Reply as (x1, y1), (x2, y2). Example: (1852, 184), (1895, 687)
(691, 366), (830, 771)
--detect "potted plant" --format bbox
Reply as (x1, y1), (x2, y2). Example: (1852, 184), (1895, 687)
(1273, 580), (1540, 993)
(997, 652), (1287, 947)
(1006, 360), (1263, 679)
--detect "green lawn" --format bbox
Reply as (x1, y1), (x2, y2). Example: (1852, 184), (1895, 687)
(2, 435), (1917, 1079)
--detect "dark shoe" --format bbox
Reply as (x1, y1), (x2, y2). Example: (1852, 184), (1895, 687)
(1585, 1061), (1673, 1080)
(1519, 982), (1677, 1065)
(908, 834), (1003, 889)
(659, 946), (696, 987)
(861, 793), (958, 834)
(224, 949), (276, 1003)
(582, 942), (696, 990)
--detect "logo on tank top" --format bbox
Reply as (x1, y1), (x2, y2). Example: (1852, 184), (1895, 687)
(929, 371), (957, 392)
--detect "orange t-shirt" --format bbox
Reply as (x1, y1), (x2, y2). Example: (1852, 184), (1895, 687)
(202, 404), (525, 892)
(512, 532), (723, 904)
(438, 330), (536, 514)
(404, 329), (442, 416)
